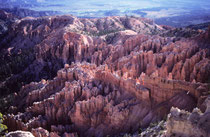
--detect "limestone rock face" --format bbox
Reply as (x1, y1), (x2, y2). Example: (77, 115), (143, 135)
(0, 13), (165, 97)
(1, 11), (209, 98)
(139, 97), (210, 137)
(0, 10), (210, 137)
(6, 131), (35, 137)
(4, 62), (210, 137)
(165, 97), (210, 137)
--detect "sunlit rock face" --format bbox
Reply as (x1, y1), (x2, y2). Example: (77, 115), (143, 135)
(0, 14), (164, 97)
(6, 131), (35, 137)
(5, 62), (210, 136)
(165, 97), (210, 137)
(140, 96), (210, 137)
(0, 10), (210, 137)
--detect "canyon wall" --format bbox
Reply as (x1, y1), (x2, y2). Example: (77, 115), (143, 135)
(0, 11), (209, 136)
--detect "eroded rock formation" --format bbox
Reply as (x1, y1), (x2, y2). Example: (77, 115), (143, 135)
(165, 97), (210, 137)
(0, 13), (165, 96)
(5, 62), (210, 137)
(0, 10), (210, 137)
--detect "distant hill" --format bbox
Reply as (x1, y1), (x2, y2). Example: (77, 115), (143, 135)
(186, 22), (210, 30)
(0, 7), (61, 18)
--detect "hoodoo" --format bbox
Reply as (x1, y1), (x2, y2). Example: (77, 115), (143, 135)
(0, 8), (209, 137)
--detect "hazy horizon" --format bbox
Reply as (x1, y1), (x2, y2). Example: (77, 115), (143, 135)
(1, 0), (210, 27)
(2, 0), (210, 15)
(31, 0), (210, 16)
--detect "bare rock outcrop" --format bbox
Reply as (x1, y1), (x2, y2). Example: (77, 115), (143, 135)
(165, 97), (210, 137)
(1, 11), (209, 98)
(0, 10), (210, 137)
(6, 131), (35, 137)
(0, 14), (165, 97)
(4, 62), (210, 137)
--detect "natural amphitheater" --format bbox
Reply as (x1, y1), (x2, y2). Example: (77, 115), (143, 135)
(0, 6), (210, 137)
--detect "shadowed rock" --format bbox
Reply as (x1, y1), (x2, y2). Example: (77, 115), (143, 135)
(0, 10), (210, 137)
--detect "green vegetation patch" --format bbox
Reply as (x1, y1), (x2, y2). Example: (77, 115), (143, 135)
(0, 113), (8, 136)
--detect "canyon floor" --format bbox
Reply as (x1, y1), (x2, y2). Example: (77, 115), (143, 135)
(0, 9), (210, 137)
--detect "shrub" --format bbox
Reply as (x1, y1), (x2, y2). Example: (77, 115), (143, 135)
(0, 113), (7, 136)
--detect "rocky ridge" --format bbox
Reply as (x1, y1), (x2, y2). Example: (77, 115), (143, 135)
(0, 10), (209, 137)
(165, 96), (210, 137)
(0, 10), (17, 36)
(1, 8), (60, 18)
(5, 61), (210, 136)
(139, 96), (210, 137)
(0, 14), (164, 97)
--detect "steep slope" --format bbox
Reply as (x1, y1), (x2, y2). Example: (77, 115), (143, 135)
(140, 96), (210, 137)
(0, 11), (210, 137)
(0, 10), (17, 37)
(165, 97), (210, 137)
(5, 62), (210, 137)
(0, 14), (164, 97)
